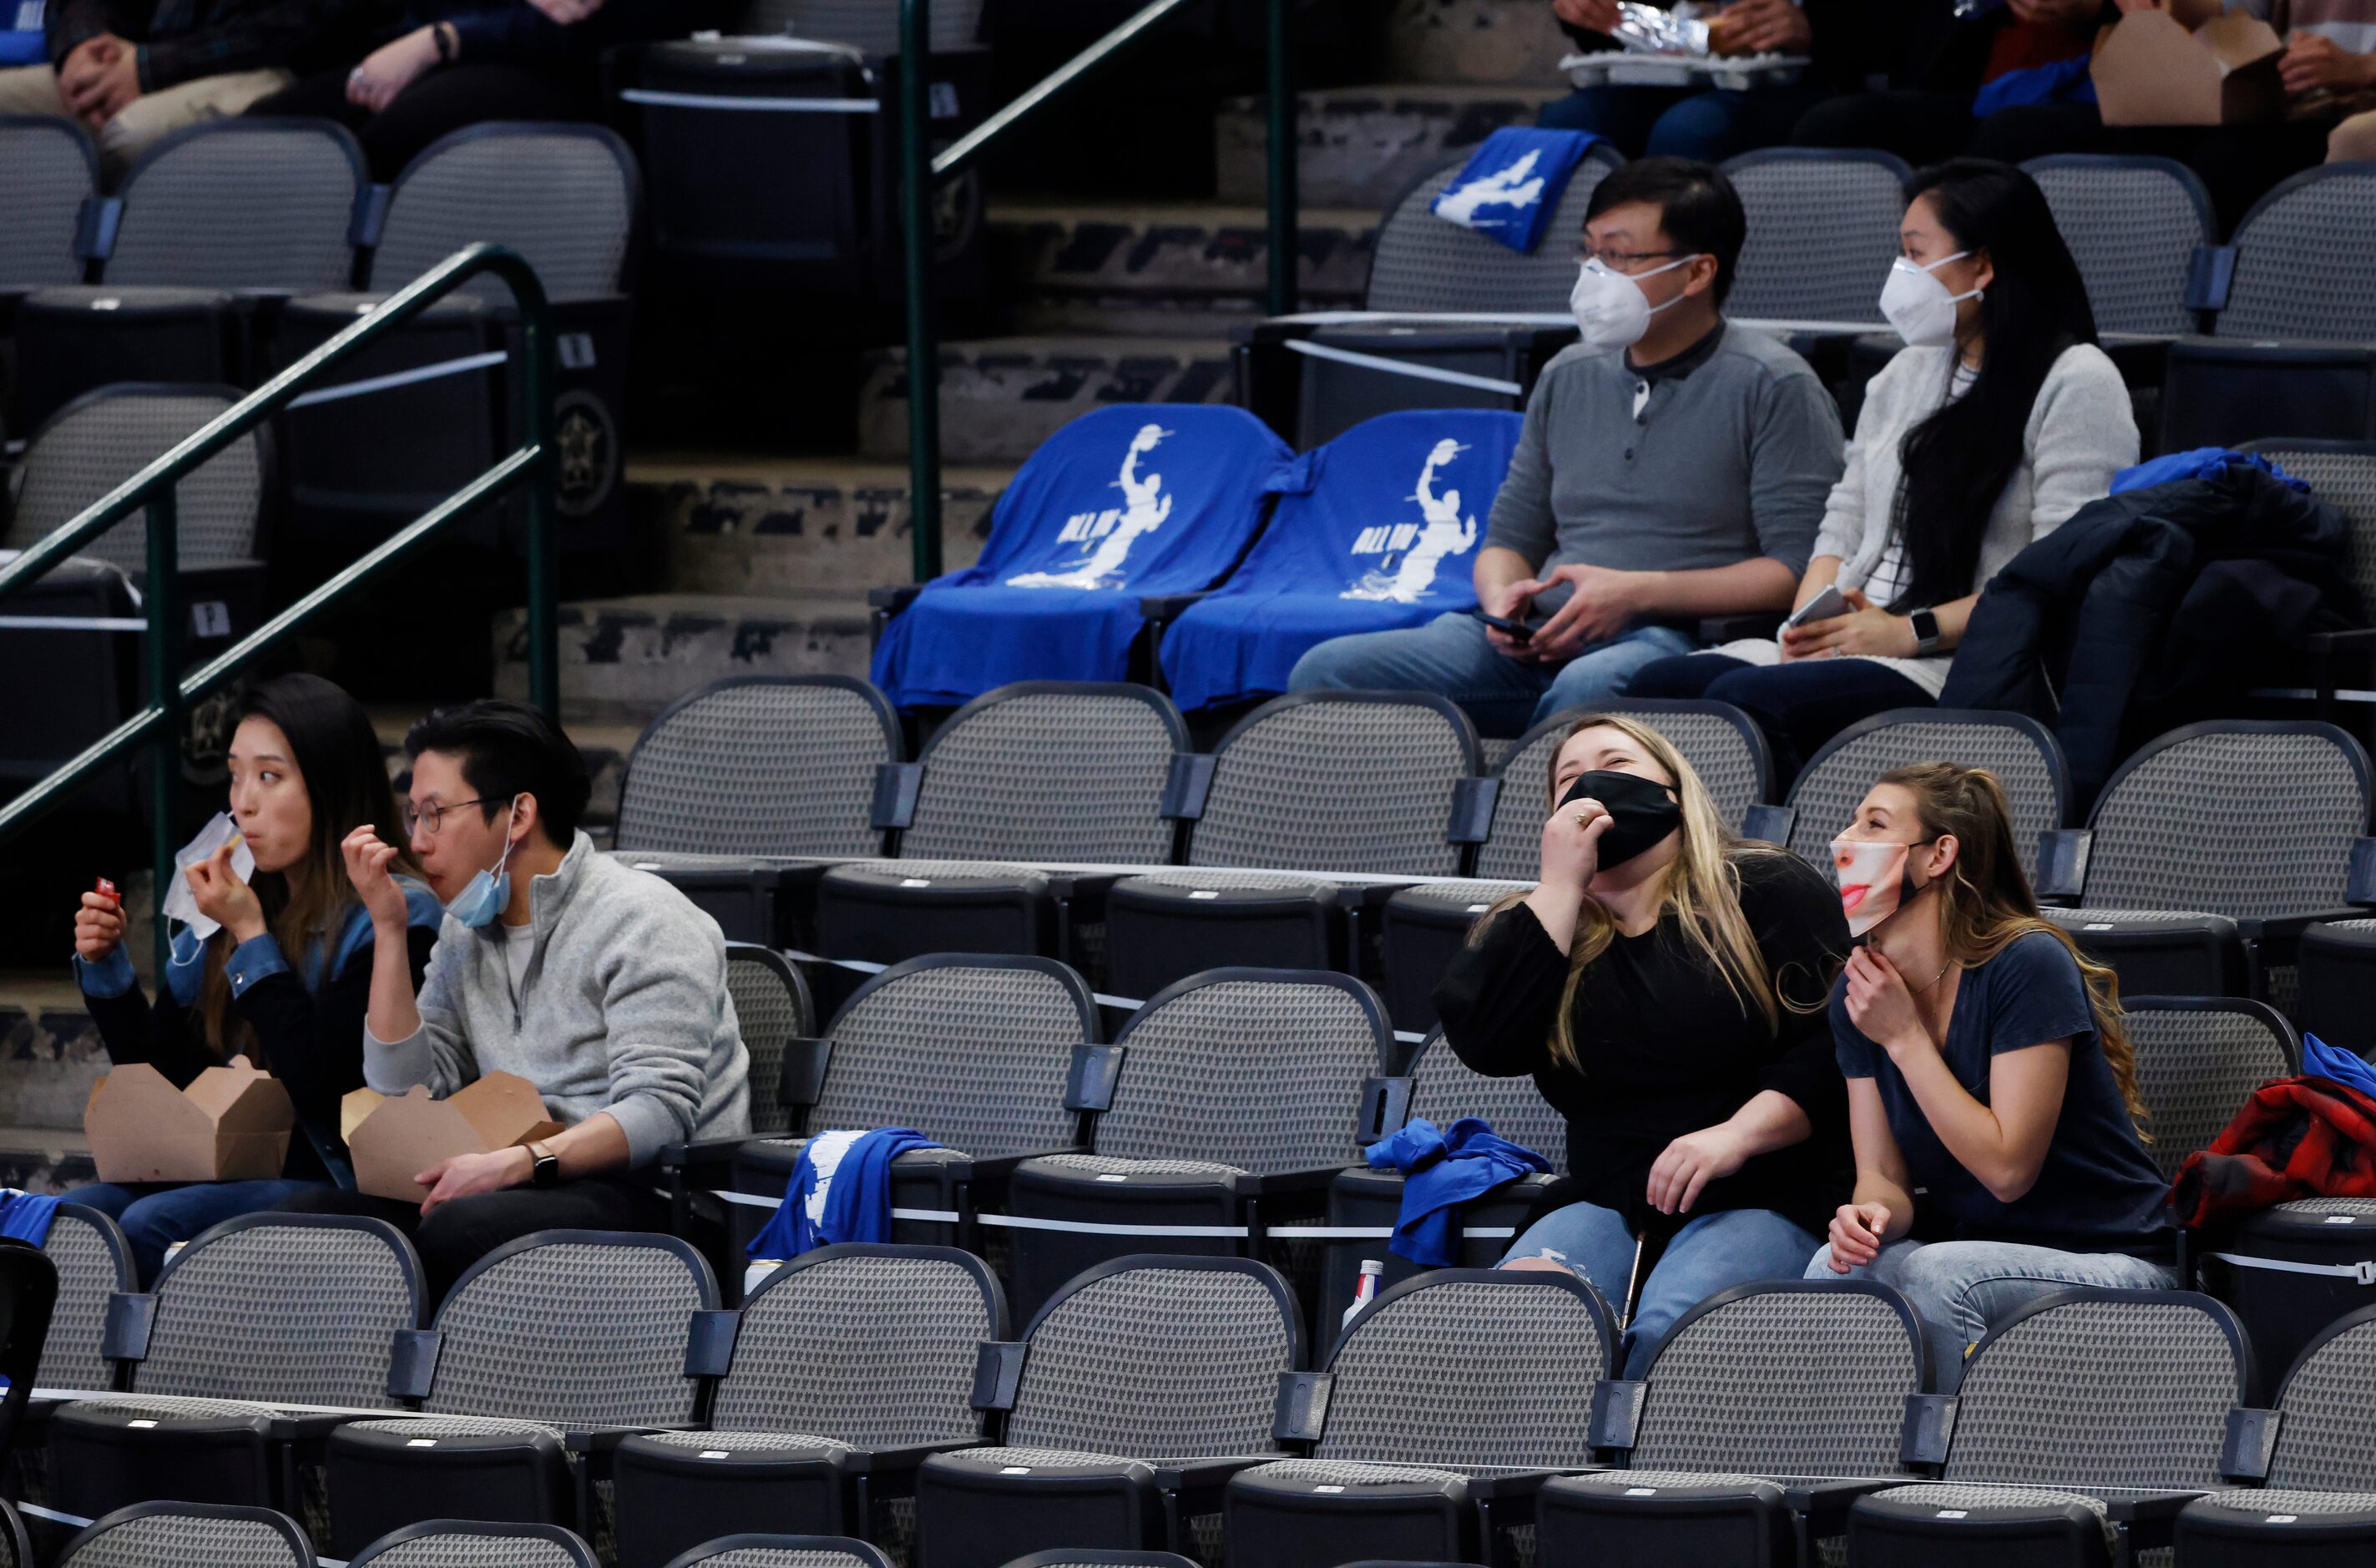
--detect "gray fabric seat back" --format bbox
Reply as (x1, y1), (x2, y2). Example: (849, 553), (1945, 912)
(350, 1525), (594, 1568)
(1408, 1029), (1565, 1175)
(2025, 156), (2213, 336)
(41, 1207), (133, 1391)
(725, 946), (812, 1139)
(1478, 703), (1769, 878)
(1943, 1292), (2244, 1490)
(138, 1219), (417, 1407)
(372, 125), (634, 304)
(1315, 1273), (1609, 1469)
(427, 1236), (710, 1426)
(2218, 166), (2376, 341)
(2127, 1001), (2297, 1182)
(1007, 1262), (1297, 1457)
(2085, 724), (2369, 918)
(715, 1250), (996, 1443)
(1365, 145), (1623, 313)
(1094, 975), (1389, 1173)
(106, 121), (360, 291)
(665, 1546), (888, 1568)
(0, 116), (95, 289)
(616, 677), (897, 857)
(1630, 1284), (1919, 1476)
(2247, 442), (2376, 621)
(58, 1507), (311, 1568)
(813, 960), (1093, 1157)
(8, 388), (263, 572)
(1720, 149), (1910, 324)
(2267, 1313), (2376, 1490)
(1786, 712), (2066, 883)
(1191, 695), (1475, 873)
(902, 685), (1184, 862)
(739, 0), (982, 48)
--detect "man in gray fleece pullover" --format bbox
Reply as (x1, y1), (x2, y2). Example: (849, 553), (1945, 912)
(282, 699), (749, 1295)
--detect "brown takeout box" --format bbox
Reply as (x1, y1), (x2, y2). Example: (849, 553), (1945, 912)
(341, 1072), (564, 1202)
(2091, 3), (2286, 127)
(86, 1055), (293, 1183)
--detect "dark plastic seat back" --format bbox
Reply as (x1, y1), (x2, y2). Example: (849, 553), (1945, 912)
(616, 676), (901, 857)
(1407, 1029), (1566, 1176)
(2217, 165), (2376, 342)
(347, 1521), (598, 1568)
(0, 115), (97, 288)
(1720, 149), (1911, 323)
(39, 1205), (134, 1392)
(2024, 154), (2213, 336)
(1477, 702), (1772, 878)
(1786, 711), (2069, 883)
(104, 119), (362, 291)
(1365, 144), (1625, 313)
(724, 945), (814, 1140)
(902, 684), (1185, 862)
(2126, 999), (2298, 1182)
(2265, 1308), (2376, 1490)
(372, 124), (636, 303)
(7, 386), (265, 572)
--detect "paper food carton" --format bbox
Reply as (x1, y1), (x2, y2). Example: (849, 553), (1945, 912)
(2092, 2), (2285, 127)
(87, 1055), (293, 1183)
(341, 1073), (565, 1202)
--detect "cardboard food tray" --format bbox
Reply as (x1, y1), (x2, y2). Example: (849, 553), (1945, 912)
(341, 1072), (564, 1203)
(2091, 0), (2283, 127)
(86, 1055), (293, 1184)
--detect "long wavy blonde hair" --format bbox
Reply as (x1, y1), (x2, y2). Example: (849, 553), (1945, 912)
(1474, 714), (1805, 1072)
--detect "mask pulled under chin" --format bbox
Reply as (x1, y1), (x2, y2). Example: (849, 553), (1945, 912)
(1559, 769), (1682, 872)
(1832, 837), (1924, 939)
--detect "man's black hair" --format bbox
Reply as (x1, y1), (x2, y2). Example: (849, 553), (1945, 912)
(1583, 156), (1747, 308)
(405, 699), (592, 846)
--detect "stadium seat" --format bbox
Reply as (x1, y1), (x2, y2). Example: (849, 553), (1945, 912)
(2023, 155), (2216, 337)
(2207, 1199), (2376, 1410)
(1152, 411), (1523, 711)
(996, 1555), (1196, 1568)
(706, 954), (1100, 1265)
(346, 1520), (599, 1568)
(276, 124), (641, 559)
(723, 944), (813, 1141)
(998, 969), (1393, 1322)
(746, 0), (985, 52)
(871, 407), (1293, 709)
(1718, 149), (1910, 329)
(910, 1255), (1302, 1568)
(1374, 879), (1533, 1034)
(2244, 439), (2376, 747)
(323, 1232), (717, 1556)
(2037, 721), (2375, 1004)
(1234, 143), (1622, 448)
(0, 1498), (28, 1568)
(0, 1239), (55, 1440)
(14, 119), (366, 428)
(816, 682), (1189, 974)
(611, 1244), (1003, 1567)
(53, 1501), (315, 1568)
(36, 1203), (135, 1393)
(1223, 1267), (1614, 1568)
(1316, 1027), (1563, 1327)
(1101, 692), (1479, 1000)
(1844, 1289), (2249, 1566)
(609, 675), (902, 946)
(1534, 1280), (1929, 1567)
(0, 113), (97, 418)
(659, 1538), (895, 1568)
(2161, 340), (2376, 452)
(48, 1214), (422, 1523)
(2125, 997), (2298, 1184)
(2213, 164), (2376, 346)
(2040, 908), (2247, 1001)
(2299, 917), (2376, 1060)
(2173, 1303), (2376, 1564)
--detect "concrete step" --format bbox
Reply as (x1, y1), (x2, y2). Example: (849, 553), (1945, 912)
(0, 974), (106, 1191)
(857, 335), (1236, 464)
(1216, 82), (1560, 210)
(1386, 0), (1577, 87)
(987, 199), (1377, 326)
(492, 591), (877, 728)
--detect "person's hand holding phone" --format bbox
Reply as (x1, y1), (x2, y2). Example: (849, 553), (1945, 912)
(1514, 564), (1638, 663)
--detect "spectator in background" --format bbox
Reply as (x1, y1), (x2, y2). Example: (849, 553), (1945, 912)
(0, 0), (350, 171)
(1811, 763), (2176, 1388)
(1540, 0), (1859, 162)
(2335, 106), (2376, 156)
(1287, 159), (1843, 738)
(1629, 161), (2136, 782)
(246, 0), (711, 180)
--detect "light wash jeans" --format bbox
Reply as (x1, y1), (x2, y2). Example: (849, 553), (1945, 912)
(1507, 1200), (1824, 1378)
(1807, 1237), (2177, 1390)
(1287, 611), (1698, 739)
(74, 1178), (320, 1286)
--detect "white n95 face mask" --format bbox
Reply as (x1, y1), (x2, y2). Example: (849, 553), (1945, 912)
(1880, 250), (1982, 349)
(1570, 255), (1692, 352)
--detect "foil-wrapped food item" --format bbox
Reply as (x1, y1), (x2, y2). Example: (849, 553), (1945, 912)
(1610, 0), (1713, 56)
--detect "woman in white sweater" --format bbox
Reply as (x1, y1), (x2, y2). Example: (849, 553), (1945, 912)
(1630, 160), (2140, 780)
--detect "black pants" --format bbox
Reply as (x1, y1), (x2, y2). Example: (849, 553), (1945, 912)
(246, 61), (596, 183)
(276, 1176), (671, 1302)
(1627, 651), (1934, 789)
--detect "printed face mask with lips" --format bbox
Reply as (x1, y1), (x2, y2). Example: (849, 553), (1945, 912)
(1570, 255), (1693, 352)
(1559, 769), (1683, 871)
(447, 798), (520, 930)
(1832, 837), (1928, 939)
(1879, 250), (1982, 349)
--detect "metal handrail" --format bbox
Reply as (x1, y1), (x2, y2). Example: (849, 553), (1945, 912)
(0, 240), (559, 966)
(897, 0), (1297, 583)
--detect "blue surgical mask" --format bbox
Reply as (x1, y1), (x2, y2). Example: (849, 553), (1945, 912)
(447, 799), (520, 929)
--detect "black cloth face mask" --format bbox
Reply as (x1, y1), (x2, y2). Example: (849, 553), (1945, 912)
(1559, 769), (1683, 870)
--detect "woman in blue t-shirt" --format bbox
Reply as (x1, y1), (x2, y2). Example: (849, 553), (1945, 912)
(1806, 760), (2175, 1387)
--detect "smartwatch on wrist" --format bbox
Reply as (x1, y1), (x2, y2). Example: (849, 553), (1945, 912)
(526, 1140), (560, 1190)
(1908, 607), (1943, 657)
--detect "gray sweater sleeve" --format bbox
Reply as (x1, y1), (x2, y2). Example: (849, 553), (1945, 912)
(2025, 345), (2138, 538)
(1483, 364), (1557, 565)
(590, 902), (734, 1166)
(1745, 364), (1847, 578)
(364, 921), (476, 1096)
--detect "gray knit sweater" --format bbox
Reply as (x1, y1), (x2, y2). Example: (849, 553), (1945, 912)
(366, 832), (751, 1166)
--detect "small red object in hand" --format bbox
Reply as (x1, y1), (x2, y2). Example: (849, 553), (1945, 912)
(94, 878), (119, 903)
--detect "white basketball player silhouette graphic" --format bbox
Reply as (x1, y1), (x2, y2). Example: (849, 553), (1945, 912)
(1342, 438), (1479, 604)
(1007, 422), (1175, 589)
(1435, 148), (1546, 228)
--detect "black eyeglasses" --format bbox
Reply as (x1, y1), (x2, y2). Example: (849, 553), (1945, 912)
(402, 797), (501, 837)
(1577, 245), (1690, 271)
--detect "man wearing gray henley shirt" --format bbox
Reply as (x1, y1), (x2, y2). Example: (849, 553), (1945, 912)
(1289, 158), (1846, 737)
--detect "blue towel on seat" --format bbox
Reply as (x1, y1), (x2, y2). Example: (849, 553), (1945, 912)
(1974, 55), (2097, 119)
(1364, 1116), (1551, 1268)
(0, 1190), (59, 1247)
(2112, 448), (2308, 496)
(2305, 1034), (2376, 1104)
(747, 1128), (941, 1259)
(1430, 128), (1601, 255)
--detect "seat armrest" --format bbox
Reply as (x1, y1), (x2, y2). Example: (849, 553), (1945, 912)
(1740, 803), (1793, 846)
(843, 1439), (984, 1474)
(1161, 753), (1216, 822)
(269, 1411), (372, 1442)
(2351, 838), (2376, 907)
(1787, 1476), (1909, 1536)
(1149, 1454), (1281, 1490)
(660, 1137), (756, 1176)
(2221, 1406), (2281, 1483)
(1065, 1044), (1125, 1114)
(1899, 1393), (1957, 1469)
(1357, 1075), (1415, 1143)
(1466, 1468), (1570, 1502)
(1138, 593), (1208, 623)
(872, 761), (923, 832)
(1273, 1370), (1332, 1444)
(2304, 627), (2376, 654)
(970, 1341), (1028, 1413)
(867, 584), (923, 615)
(2104, 1490), (2207, 1551)
(1448, 776), (1499, 847)
(100, 1292), (156, 1364)
(566, 1423), (699, 1454)
(1699, 613), (1782, 643)
(780, 1036), (832, 1112)
(2232, 910), (2362, 945)
(387, 1328), (443, 1403)
(1588, 1378), (1645, 1453)
(1250, 1166), (1349, 1199)
(2034, 829), (2092, 902)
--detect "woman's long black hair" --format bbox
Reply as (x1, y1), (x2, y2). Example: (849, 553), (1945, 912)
(1888, 159), (2097, 615)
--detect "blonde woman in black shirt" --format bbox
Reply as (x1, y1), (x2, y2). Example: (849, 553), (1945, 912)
(1435, 714), (1851, 1374)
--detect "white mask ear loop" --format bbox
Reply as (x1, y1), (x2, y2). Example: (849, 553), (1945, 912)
(1917, 249), (1983, 305)
(1630, 252), (1696, 313)
(489, 797), (520, 879)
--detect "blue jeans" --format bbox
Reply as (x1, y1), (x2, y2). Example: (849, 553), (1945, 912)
(1287, 611), (1697, 738)
(1537, 82), (1826, 162)
(1507, 1200), (1824, 1378)
(73, 1178), (320, 1285)
(1627, 650), (1933, 788)
(1807, 1238), (2176, 1390)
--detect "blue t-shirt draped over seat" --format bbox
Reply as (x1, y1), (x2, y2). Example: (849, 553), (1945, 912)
(1833, 929), (2176, 1263)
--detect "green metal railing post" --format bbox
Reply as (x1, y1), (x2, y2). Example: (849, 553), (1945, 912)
(144, 491), (180, 973)
(900, 0), (943, 585)
(520, 286), (560, 719)
(1266, 0), (1297, 316)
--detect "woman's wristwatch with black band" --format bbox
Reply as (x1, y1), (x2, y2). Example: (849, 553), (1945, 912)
(1908, 607), (1944, 657)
